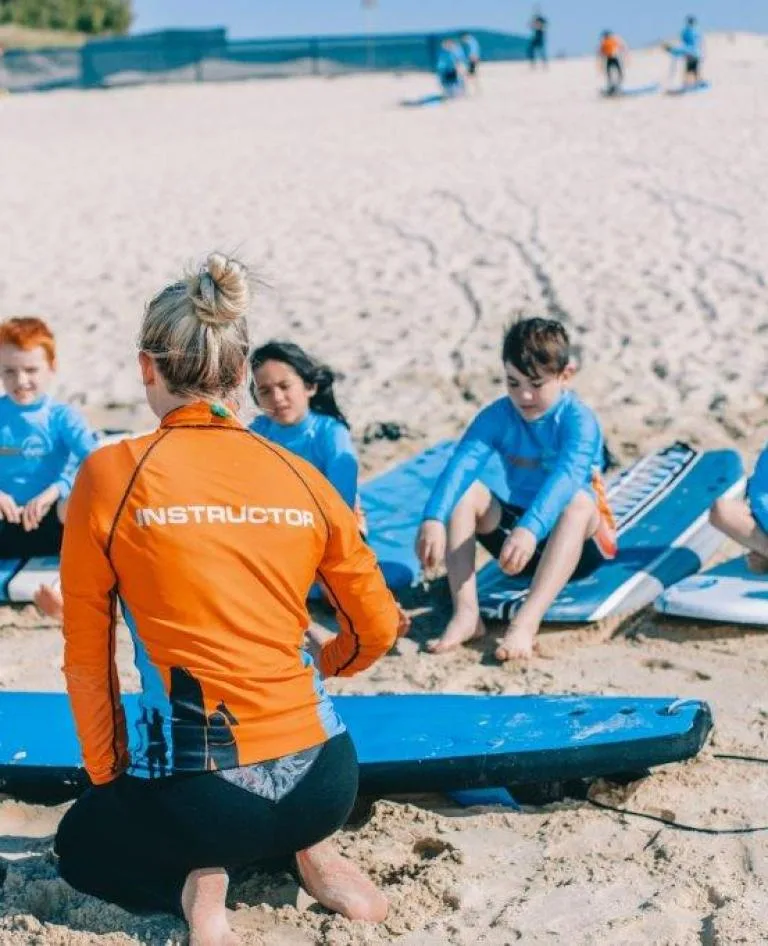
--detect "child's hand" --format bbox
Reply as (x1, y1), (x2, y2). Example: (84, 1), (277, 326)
(0, 491), (22, 525)
(416, 520), (446, 576)
(22, 486), (59, 532)
(499, 527), (537, 576)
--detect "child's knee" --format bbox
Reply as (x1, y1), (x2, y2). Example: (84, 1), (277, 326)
(709, 497), (736, 530)
(562, 491), (596, 522)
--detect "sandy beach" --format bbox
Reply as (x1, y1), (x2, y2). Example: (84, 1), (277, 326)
(1, 33), (768, 945)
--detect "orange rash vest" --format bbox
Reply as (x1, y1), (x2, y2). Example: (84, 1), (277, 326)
(61, 402), (400, 786)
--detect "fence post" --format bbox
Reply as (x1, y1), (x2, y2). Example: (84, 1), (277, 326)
(426, 34), (437, 72)
(310, 37), (319, 76)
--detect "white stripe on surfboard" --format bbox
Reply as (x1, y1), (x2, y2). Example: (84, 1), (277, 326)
(609, 445), (697, 534)
(588, 474), (747, 622)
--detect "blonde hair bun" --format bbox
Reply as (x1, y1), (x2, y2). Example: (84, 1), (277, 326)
(190, 252), (250, 326)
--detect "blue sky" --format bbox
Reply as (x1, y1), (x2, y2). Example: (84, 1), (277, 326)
(132, 1), (766, 55)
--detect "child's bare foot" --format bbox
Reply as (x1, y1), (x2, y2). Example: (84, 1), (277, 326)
(296, 840), (388, 922)
(396, 604), (412, 638)
(495, 621), (539, 662)
(426, 613), (486, 654)
(746, 551), (768, 574)
(33, 584), (63, 621)
(181, 868), (240, 946)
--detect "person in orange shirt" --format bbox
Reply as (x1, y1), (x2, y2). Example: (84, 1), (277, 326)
(598, 30), (628, 95)
(54, 253), (400, 945)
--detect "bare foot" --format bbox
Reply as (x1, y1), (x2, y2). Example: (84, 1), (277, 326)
(181, 868), (240, 946)
(396, 604), (412, 638)
(296, 840), (388, 922)
(495, 621), (539, 662)
(426, 613), (486, 654)
(746, 551), (768, 574)
(34, 584), (63, 621)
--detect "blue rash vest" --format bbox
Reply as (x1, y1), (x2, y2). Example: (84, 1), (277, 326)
(437, 47), (461, 78)
(0, 395), (99, 504)
(747, 446), (768, 534)
(422, 391), (607, 542)
(461, 36), (480, 61)
(680, 25), (701, 55)
(250, 410), (359, 510)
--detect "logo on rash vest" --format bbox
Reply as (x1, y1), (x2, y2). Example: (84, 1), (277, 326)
(134, 505), (316, 528)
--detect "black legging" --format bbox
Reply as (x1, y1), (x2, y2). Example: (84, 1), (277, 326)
(55, 731), (357, 916)
(606, 57), (623, 89)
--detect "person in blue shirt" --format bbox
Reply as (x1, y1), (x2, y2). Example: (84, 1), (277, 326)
(460, 33), (481, 93)
(249, 340), (359, 511)
(0, 317), (98, 560)
(416, 318), (616, 661)
(665, 15), (702, 86)
(436, 39), (465, 98)
(250, 340), (411, 640)
(0, 317), (99, 619)
(710, 446), (768, 573)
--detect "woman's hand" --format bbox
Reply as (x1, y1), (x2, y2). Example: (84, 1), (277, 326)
(498, 526), (537, 576)
(0, 491), (22, 525)
(416, 520), (447, 576)
(22, 486), (59, 532)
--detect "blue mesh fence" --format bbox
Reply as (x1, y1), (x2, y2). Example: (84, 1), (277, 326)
(0, 27), (528, 93)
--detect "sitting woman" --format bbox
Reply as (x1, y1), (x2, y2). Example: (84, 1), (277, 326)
(54, 253), (400, 946)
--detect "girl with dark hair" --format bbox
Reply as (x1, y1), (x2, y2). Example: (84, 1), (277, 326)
(250, 341), (411, 638)
(249, 341), (358, 510)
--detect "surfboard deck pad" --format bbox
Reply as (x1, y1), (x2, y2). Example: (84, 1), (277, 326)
(0, 692), (712, 800)
(477, 443), (744, 624)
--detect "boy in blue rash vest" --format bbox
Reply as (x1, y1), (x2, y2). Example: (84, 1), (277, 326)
(436, 39), (465, 98)
(709, 446), (768, 573)
(665, 15), (702, 86)
(460, 33), (481, 93)
(416, 318), (616, 661)
(0, 317), (98, 561)
(249, 340), (358, 511)
(0, 317), (99, 617)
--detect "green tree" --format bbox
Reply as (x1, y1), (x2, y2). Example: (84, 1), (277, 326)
(1, 0), (132, 34)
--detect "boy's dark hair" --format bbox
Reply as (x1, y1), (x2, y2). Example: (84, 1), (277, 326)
(249, 340), (350, 428)
(502, 318), (570, 379)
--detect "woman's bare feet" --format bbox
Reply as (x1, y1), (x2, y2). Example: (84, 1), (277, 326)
(746, 551), (768, 574)
(34, 583), (63, 621)
(181, 868), (240, 946)
(495, 620), (539, 662)
(296, 840), (388, 922)
(426, 612), (486, 654)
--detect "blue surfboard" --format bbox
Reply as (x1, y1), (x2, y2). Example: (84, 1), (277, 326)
(0, 439), (506, 602)
(477, 443), (744, 623)
(656, 555), (768, 626)
(400, 93), (447, 108)
(666, 81), (711, 96)
(361, 441), (506, 589)
(601, 83), (660, 98)
(0, 691), (711, 798)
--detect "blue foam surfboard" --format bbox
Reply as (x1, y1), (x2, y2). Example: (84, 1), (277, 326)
(655, 555), (768, 626)
(666, 81), (711, 96)
(0, 691), (712, 798)
(477, 443), (744, 623)
(601, 83), (660, 98)
(361, 441), (506, 589)
(400, 93), (447, 108)
(0, 557), (23, 602)
(0, 439), (504, 602)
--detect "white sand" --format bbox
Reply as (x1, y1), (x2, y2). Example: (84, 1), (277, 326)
(1, 33), (768, 945)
